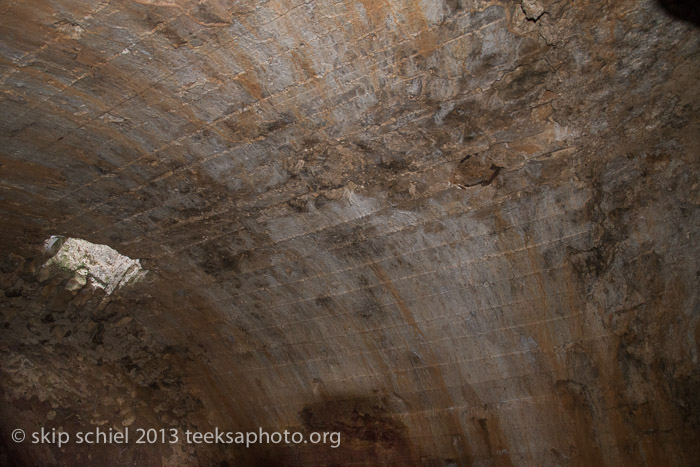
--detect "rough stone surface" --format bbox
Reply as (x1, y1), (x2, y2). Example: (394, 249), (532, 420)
(41, 237), (146, 294)
(0, 0), (699, 465)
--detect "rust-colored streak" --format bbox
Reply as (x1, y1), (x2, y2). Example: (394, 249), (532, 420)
(235, 71), (264, 101)
(369, 262), (425, 338)
(369, 262), (482, 464)
(0, 155), (67, 188)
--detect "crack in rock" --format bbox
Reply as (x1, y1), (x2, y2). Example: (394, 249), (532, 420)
(521, 0), (546, 22)
(450, 154), (503, 189)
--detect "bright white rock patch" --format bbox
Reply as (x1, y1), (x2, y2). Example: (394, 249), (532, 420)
(42, 236), (146, 294)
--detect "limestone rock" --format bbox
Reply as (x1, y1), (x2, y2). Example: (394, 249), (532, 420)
(0, 0), (698, 465)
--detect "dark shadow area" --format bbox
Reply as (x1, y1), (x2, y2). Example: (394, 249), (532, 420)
(656, 0), (700, 27)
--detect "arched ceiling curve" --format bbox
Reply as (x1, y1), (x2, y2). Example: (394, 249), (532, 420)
(1, 0), (699, 465)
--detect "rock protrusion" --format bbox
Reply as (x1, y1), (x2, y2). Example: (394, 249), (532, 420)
(450, 154), (503, 188)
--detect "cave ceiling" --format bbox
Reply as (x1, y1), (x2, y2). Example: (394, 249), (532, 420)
(0, 0), (699, 465)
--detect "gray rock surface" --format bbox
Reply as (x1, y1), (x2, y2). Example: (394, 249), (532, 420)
(0, 0), (698, 465)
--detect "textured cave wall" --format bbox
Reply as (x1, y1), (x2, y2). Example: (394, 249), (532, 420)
(1, 0), (699, 465)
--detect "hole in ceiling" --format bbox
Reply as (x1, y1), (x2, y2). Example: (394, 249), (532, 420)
(41, 236), (146, 294)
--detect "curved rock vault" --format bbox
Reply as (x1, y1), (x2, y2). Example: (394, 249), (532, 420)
(1, 0), (699, 465)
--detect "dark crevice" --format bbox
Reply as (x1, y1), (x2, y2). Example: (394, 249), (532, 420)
(482, 164), (503, 186)
(655, 0), (700, 27)
(524, 10), (547, 23)
(450, 155), (503, 189)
